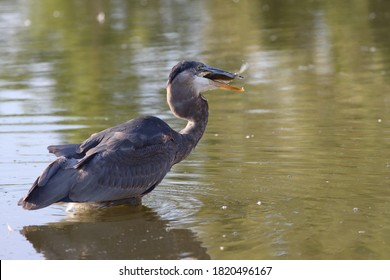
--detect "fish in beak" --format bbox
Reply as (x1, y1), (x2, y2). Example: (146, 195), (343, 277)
(198, 64), (245, 92)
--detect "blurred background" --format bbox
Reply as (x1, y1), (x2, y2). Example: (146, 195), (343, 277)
(1, 0), (390, 259)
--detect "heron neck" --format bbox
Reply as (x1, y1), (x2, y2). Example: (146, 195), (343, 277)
(176, 97), (209, 163)
(167, 83), (209, 163)
(180, 98), (208, 143)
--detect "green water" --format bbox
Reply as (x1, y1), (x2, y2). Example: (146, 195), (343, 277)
(1, 0), (390, 259)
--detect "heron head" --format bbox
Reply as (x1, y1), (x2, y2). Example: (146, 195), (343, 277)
(167, 61), (244, 94)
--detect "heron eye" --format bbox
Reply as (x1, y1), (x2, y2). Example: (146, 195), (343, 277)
(196, 64), (203, 71)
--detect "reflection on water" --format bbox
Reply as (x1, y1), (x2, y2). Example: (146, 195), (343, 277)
(1, 0), (390, 259)
(21, 205), (210, 260)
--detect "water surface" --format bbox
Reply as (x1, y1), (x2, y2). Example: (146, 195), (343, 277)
(1, 0), (390, 259)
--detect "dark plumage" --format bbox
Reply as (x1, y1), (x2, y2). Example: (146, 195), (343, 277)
(18, 61), (244, 210)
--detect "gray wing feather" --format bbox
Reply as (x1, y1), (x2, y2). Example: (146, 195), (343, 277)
(48, 144), (81, 158)
(18, 157), (78, 210)
(47, 130), (105, 158)
(68, 131), (176, 202)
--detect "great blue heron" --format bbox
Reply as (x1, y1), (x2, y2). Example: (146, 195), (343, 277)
(18, 61), (244, 210)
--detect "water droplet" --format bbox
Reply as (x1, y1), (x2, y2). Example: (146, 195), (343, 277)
(270, 35), (278, 42)
(353, 207), (359, 213)
(7, 224), (14, 232)
(257, 201), (262, 206)
(97, 12), (105, 24)
(221, 205), (228, 210)
(53, 11), (61, 18)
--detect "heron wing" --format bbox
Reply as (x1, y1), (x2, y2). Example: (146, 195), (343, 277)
(21, 116), (178, 209)
(68, 129), (177, 202)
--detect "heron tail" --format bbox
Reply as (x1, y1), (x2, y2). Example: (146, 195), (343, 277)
(18, 157), (77, 210)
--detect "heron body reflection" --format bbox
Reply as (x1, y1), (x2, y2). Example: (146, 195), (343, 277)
(21, 205), (211, 259)
(18, 61), (244, 210)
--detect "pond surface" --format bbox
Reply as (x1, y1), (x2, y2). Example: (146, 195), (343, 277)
(1, 0), (390, 259)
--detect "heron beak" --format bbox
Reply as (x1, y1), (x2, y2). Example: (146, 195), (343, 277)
(201, 66), (245, 92)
